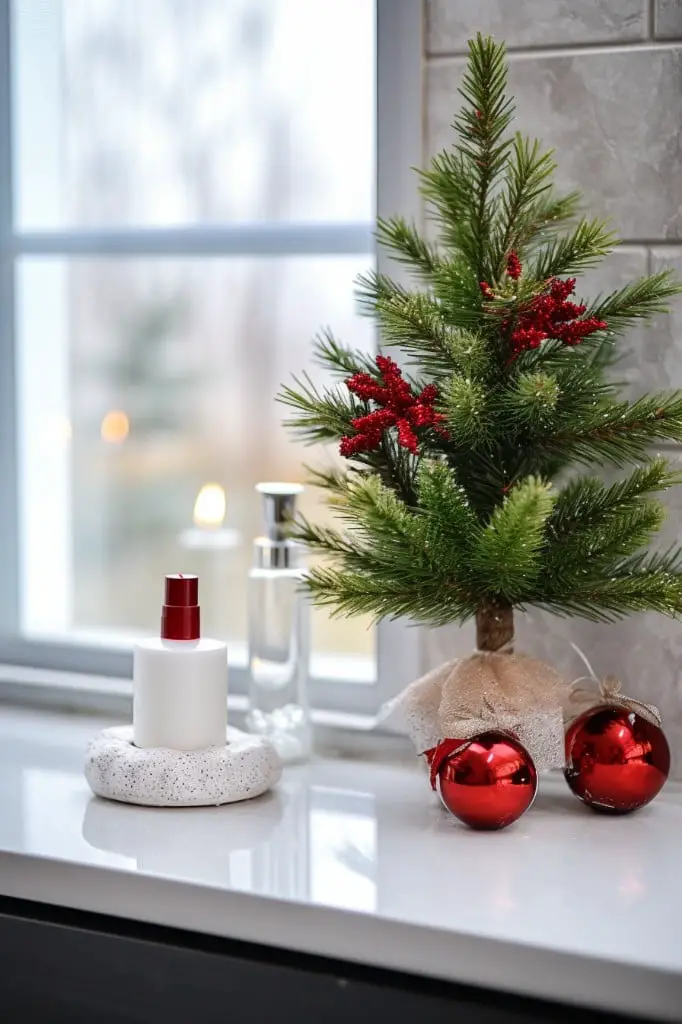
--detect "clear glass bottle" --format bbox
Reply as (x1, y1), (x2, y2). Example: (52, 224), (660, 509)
(246, 483), (311, 763)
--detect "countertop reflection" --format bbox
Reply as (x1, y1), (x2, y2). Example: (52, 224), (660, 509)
(1, 706), (681, 1021)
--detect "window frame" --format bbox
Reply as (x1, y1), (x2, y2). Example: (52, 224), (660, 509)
(0, 0), (424, 718)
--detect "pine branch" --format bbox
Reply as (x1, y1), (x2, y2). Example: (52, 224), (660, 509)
(279, 373), (359, 444)
(357, 265), (482, 334)
(305, 464), (360, 501)
(306, 475), (421, 564)
(537, 392), (682, 467)
(373, 289), (465, 368)
(549, 457), (681, 538)
(428, 258), (487, 329)
(501, 371), (560, 431)
(514, 329), (620, 385)
(444, 374), (489, 442)
(417, 459), (481, 551)
(499, 364), (616, 483)
(295, 472), (479, 624)
(545, 499), (666, 589)
(588, 270), (682, 336)
(531, 217), (616, 279)
(305, 465), (344, 493)
(312, 329), (377, 378)
(455, 34), (515, 279)
(354, 270), (408, 317)
(531, 362), (614, 425)
(280, 371), (419, 506)
(471, 476), (554, 598)
(294, 515), (360, 560)
(375, 217), (440, 277)
(373, 432), (421, 507)
(492, 133), (556, 276)
(540, 549), (682, 621)
(296, 512), (462, 594)
(587, 502), (665, 561)
(358, 273), (487, 378)
(537, 459), (680, 595)
(421, 34), (514, 277)
(304, 566), (473, 626)
(306, 442), (420, 518)
(419, 150), (478, 264)
(514, 190), (582, 252)
(444, 445), (512, 519)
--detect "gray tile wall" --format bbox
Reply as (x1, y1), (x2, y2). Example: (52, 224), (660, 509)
(422, 0), (682, 774)
(656, 0), (682, 37)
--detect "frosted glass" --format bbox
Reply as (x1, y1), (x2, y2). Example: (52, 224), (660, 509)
(16, 255), (375, 662)
(12, 0), (375, 229)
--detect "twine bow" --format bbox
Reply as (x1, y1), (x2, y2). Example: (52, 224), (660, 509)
(568, 644), (661, 727)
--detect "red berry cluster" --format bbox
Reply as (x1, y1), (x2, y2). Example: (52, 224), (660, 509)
(339, 355), (448, 457)
(479, 254), (607, 357)
(506, 250), (522, 280)
(510, 277), (607, 356)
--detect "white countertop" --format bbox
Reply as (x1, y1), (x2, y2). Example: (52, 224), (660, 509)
(0, 705), (681, 1020)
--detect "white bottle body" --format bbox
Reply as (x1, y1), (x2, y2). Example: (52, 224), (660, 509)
(133, 637), (227, 750)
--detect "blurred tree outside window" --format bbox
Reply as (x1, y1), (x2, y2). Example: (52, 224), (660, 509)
(12, 0), (376, 669)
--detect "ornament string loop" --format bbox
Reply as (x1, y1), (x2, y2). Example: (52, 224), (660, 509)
(567, 641), (661, 727)
(599, 675), (662, 727)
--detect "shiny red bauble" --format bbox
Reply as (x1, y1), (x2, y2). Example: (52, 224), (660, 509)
(564, 706), (670, 814)
(436, 731), (538, 830)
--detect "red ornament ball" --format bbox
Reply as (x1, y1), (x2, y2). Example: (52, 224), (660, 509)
(437, 731), (538, 830)
(564, 706), (670, 814)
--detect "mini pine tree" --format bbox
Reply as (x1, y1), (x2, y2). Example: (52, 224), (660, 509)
(281, 34), (682, 656)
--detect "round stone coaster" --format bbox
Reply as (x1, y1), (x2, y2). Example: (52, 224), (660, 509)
(84, 725), (282, 807)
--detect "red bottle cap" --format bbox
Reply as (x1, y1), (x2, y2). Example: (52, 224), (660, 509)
(161, 574), (200, 640)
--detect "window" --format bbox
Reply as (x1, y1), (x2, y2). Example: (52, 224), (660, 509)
(0, 0), (421, 715)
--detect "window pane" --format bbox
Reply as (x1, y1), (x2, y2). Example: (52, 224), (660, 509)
(12, 0), (375, 229)
(16, 256), (375, 668)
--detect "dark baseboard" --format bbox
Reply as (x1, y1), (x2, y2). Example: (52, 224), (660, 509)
(0, 895), (648, 1024)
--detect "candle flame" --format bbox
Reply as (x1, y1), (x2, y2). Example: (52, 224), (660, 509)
(193, 483), (226, 528)
(101, 409), (129, 444)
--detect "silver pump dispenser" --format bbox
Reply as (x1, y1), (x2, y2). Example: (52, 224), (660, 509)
(254, 482), (304, 569)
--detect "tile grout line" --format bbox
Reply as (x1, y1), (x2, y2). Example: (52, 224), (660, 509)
(654, 442), (682, 453)
(426, 39), (682, 62)
(620, 240), (682, 249)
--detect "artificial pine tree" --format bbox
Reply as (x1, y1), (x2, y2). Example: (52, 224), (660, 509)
(281, 35), (682, 773)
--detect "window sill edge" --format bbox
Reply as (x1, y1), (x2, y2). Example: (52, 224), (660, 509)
(0, 664), (413, 762)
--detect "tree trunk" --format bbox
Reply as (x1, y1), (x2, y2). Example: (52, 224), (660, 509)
(475, 601), (514, 652)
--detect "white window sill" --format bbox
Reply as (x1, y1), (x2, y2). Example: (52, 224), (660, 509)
(0, 703), (681, 1020)
(0, 663), (410, 759)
